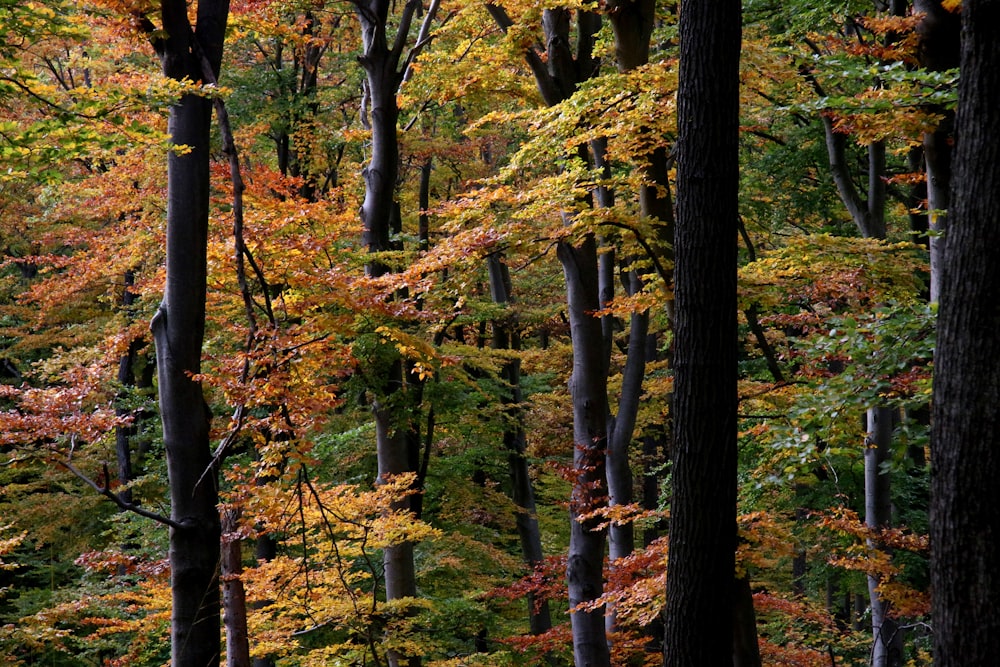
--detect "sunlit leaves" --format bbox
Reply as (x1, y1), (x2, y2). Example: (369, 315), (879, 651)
(231, 472), (441, 665)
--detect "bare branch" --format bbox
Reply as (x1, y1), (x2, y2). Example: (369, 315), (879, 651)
(57, 458), (182, 530)
(401, 0), (442, 84)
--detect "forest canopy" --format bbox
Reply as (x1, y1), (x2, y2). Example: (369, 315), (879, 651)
(0, 0), (989, 666)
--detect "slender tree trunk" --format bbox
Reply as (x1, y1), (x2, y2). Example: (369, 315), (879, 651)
(915, 0), (960, 303)
(115, 270), (140, 508)
(559, 234), (612, 667)
(149, 3), (229, 665)
(487, 7), (611, 664)
(663, 0), (741, 665)
(486, 254), (553, 637)
(923, 126), (950, 304)
(931, 2), (1000, 664)
(865, 406), (903, 667)
(155, 88), (222, 667)
(607, 282), (646, 565)
(819, 31), (902, 664)
(353, 4), (439, 664)
(222, 510), (251, 667)
(605, 0), (674, 567)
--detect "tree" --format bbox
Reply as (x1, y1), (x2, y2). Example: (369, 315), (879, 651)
(484, 5), (612, 665)
(350, 2), (440, 666)
(145, 1), (230, 665)
(930, 0), (1000, 664)
(663, 0), (742, 665)
(914, 0), (960, 303)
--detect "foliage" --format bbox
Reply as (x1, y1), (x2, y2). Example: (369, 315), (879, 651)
(0, 0), (946, 664)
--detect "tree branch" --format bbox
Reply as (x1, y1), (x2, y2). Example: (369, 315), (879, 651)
(58, 458), (182, 530)
(485, 3), (563, 105)
(390, 0), (422, 68)
(596, 220), (671, 289)
(401, 0), (442, 84)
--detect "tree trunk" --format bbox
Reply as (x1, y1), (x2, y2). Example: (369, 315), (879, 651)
(353, 4), (439, 665)
(923, 126), (950, 304)
(820, 34), (899, 664)
(865, 406), (903, 667)
(931, 1), (1000, 664)
(487, 254), (553, 637)
(732, 574), (762, 667)
(222, 510), (251, 667)
(607, 284), (646, 565)
(915, 0), (961, 304)
(359, 33), (417, 655)
(559, 234), (612, 667)
(150, 3), (229, 665)
(605, 0), (674, 589)
(663, 0), (741, 665)
(115, 270), (140, 508)
(487, 7), (610, 664)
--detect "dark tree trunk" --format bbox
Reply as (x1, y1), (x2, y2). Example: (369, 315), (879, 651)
(149, 3), (229, 666)
(915, 0), (961, 303)
(487, 7), (610, 664)
(604, 8), (673, 629)
(663, 0), (741, 665)
(732, 574), (762, 667)
(358, 3), (414, 648)
(486, 254), (553, 637)
(604, 0), (664, 568)
(559, 234), (612, 667)
(115, 270), (141, 508)
(352, 3), (439, 665)
(931, 1), (1000, 664)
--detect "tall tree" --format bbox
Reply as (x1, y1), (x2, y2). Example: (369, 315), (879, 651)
(810, 9), (911, 661)
(485, 6), (612, 665)
(144, 1), (231, 665)
(914, 0), (961, 303)
(486, 253), (553, 637)
(663, 0), (741, 665)
(351, 2), (439, 666)
(930, 0), (1000, 664)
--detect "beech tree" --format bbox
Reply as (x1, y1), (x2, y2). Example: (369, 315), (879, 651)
(145, 1), (230, 665)
(0, 0), (974, 665)
(931, 0), (1000, 663)
(663, 0), (742, 665)
(351, 2), (440, 666)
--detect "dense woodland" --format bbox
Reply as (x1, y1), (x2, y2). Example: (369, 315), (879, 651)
(0, 0), (997, 666)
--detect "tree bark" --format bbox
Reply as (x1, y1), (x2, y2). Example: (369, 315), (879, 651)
(222, 510), (251, 667)
(865, 406), (903, 667)
(352, 3), (439, 665)
(818, 21), (900, 662)
(486, 254), (553, 637)
(115, 270), (141, 508)
(931, 1), (1000, 664)
(663, 0), (741, 665)
(607, 281), (646, 565)
(732, 573), (762, 667)
(487, 7), (610, 664)
(559, 234), (612, 667)
(604, 0), (666, 569)
(915, 0), (960, 304)
(149, 2), (229, 665)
